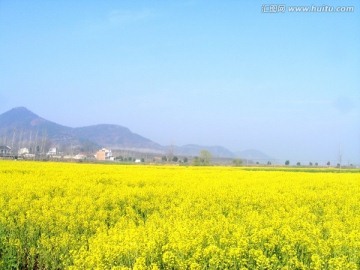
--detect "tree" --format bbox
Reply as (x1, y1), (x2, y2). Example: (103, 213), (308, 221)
(309, 162), (313, 166)
(199, 150), (212, 166)
(183, 157), (188, 163)
(193, 157), (200, 166)
(327, 161), (330, 166)
(297, 162), (301, 166)
(172, 156), (178, 162)
(232, 159), (243, 166)
(267, 161), (272, 165)
(161, 156), (167, 162)
(193, 150), (212, 166)
(167, 145), (174, 163)
(285, 160), (290, 166)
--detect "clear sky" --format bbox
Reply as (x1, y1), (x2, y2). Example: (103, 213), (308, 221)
(1, 1), (359, 164)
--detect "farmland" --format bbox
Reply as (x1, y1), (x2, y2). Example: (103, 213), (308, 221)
(0, 161), (359, 269)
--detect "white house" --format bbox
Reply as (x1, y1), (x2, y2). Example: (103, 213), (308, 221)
(18, 148), (29, 156)
(47, 147), (57, 156)
(0, 146), (11, 156)
(74, 154), (87, 160)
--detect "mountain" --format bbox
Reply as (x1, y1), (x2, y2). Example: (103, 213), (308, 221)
(0, 107), (69, 135)
(0, 107), (273, 159)
(0, 107), (160, 153)
(235, 149), (273, 162)
(172, 144), (235, 158)
(74, 125), (162, 151)
(0, 107), (84, 151)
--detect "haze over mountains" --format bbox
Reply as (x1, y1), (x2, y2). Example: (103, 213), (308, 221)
(0, 107), (272, 160)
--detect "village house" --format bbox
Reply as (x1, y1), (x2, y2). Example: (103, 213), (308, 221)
(47, 147), (57, 156)
(95, 148), (114, 161)
(0, 146), (11, 156)
(74, 153), (87, 160)
(18, 147), (30, 156)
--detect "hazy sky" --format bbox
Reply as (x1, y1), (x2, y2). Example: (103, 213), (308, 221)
(1, 1), (359, 164)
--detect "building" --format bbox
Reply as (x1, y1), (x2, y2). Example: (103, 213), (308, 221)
(24, 153), (35, 159)
(95, 148), (113, 161)
(18, 147), (30, 156)
(0, 146), (11, 156)
(47, 147), (57, 156)
(74, 153), (87, 160)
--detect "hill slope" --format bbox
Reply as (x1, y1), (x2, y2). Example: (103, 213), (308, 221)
(0, 107), (272, 159)
(235, 149), (274, 162)
(0, 107), (160, 152)
(74, 124), (162, 151)
(173, 144), (235, 158)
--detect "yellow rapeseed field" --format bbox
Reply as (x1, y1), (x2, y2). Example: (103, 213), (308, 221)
(0, 161), (359, 269)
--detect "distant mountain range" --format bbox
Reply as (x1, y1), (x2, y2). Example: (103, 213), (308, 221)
(0, 107), (273, 160)
(0, 107), (160, 153)
(234, 149), (273, 162)
(171, 144), (235, 158)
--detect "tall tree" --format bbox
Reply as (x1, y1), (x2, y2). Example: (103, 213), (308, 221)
(199, 150), (212, 166)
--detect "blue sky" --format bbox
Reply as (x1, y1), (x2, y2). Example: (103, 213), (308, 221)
(1, 1), (359, 164)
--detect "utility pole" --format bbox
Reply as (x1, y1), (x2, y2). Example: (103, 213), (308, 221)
(18, 129), (23, 150)
(338, 144), (342, 170)
(34, 130), (39, 160)
(11, 128), (16, 152)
